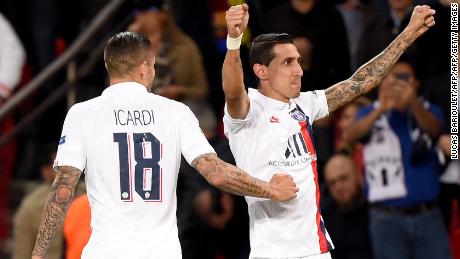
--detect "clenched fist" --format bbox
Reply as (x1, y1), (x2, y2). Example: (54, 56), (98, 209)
(226, 4), (249, 38)
(269, 174), (299, 202)
(406, 5), (436, 38)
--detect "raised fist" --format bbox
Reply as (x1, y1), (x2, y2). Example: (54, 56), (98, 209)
(226, 4), (249, 38)
(407, 5), (436, 37)
(269, 174), (299, 202)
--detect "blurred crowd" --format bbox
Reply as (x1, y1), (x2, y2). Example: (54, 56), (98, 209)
(0, 0), (457, 258)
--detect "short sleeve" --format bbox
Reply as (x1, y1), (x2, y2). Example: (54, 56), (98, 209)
(179, 105), (215, 165)
(54, 104), (87, 172)
(223, 100), (258, 135)
(298, 90), (329, 122)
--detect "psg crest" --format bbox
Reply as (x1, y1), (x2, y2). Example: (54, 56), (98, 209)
(290, 108), (307, 122)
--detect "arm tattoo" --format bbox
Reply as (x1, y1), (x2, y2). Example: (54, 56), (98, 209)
(325, 30), (415, 112)
(192, 153), (273, 199)
(32, 166), (82, 258)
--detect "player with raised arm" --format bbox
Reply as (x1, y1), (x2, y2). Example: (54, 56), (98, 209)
(31, 32), (298, 259)
(222, 4), (435, 259)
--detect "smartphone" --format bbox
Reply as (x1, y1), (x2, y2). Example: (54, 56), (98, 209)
(395, 72), (410, 82)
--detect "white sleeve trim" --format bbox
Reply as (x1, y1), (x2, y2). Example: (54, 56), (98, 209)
(223, 101), (254, 134)
(53, 157), (86, 172)
(315, 90), (329, 119)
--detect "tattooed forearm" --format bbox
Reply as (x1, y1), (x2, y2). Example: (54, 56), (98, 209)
(325, 30), (415, 112)
(192, 153), (273, 199)
(32, 166), (82, 258)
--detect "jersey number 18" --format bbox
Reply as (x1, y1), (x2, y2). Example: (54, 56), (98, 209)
(113, 132), (162, 202)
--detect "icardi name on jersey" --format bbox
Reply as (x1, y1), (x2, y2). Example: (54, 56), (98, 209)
(114, 109), (155, 126)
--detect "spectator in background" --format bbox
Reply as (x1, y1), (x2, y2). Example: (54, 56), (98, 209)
(356, 0), (449, 82)
(438, 134), (460, 242)
(335, 0), (379, 72)
(13, 145), (86, 259)
(177, 108), (250, 259)
(263, 0), (350, 92)
(13, 147), (63, 259)
(345, 59), (452, 259)
(356, 0), (414, 69)
(0, 11), (25, 250)
(0, 12), (25, 102)
(129, 0), (212, 124)
(63, 193), (91, 259)
(169, 0), (223, 115)
(335, 97), (371, 174)
(322, 153), (372, 259)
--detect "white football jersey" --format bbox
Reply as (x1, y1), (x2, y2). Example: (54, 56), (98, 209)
(224, 88), (334, 258)
(55, 82), (214, 259)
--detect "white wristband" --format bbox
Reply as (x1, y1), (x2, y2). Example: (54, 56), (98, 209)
(226, 33), (243, 50)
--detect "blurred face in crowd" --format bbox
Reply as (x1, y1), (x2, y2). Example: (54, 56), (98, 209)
(290, 0), (316, 14)
(338, 104), (359, 133)
(258, 43), (303, 102)
(130, 10), (166, 53)
(388, 0), (413, 13)
(379, 61), (418, 111)
(324, 155), (361, 206)
(41, 152), (57, 183)
(293, 37), (312, 71)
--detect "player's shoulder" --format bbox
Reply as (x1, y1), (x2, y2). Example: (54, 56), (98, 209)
(295, 90), (325, 106)
(297, 90), (324, 99)
(247, 88), (268, 110)
(148, 93), (191, 112)
(66, 96), (102, 116)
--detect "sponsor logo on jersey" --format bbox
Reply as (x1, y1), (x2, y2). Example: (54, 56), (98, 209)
(268, 132), (316, 168)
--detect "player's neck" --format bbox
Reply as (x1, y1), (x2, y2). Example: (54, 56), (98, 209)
(258, 84), (290, 103)
(109, 77), (147, 89)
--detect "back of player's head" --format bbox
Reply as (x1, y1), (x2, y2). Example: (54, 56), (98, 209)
(249, 33), (294, 68)
(104, 31), (152, 78)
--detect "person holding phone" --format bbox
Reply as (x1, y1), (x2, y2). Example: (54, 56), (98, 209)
(345, 59), (451, 259)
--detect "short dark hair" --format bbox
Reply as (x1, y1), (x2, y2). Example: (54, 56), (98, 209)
(104, 31), (152, 78)
(396, 54), (415, 67)
(249, 33), (294, 68)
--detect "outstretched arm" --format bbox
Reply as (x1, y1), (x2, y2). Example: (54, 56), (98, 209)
(325, 5), (436, 113)
(222, 4), (250, 119)
(192, 153), (298, 201)
(32, 166), (82, 259)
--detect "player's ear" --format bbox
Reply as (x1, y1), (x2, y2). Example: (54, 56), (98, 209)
(253, 64), (268, 80)
(138, 60), (149, 78)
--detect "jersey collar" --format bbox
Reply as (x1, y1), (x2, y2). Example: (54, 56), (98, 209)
(248, 88), (295, 110)
(102, 82), (148, 95)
